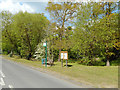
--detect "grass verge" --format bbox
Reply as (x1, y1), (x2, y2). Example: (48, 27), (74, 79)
(2, 55), (118, 88)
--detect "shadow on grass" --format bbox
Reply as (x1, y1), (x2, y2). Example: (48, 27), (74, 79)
(47, 63), (56, 66)
(64, 64), (73, 67)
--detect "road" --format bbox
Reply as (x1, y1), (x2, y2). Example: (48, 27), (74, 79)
(0, 56), (80, 88)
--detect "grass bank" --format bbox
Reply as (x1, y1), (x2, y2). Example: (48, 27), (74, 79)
(2, 55), (118, 88)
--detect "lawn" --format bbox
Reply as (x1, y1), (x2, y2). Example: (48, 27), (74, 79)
(2, 55), (118, 88)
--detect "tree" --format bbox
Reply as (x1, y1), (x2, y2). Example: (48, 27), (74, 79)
(99, 2), (118, 66)
(2, 11), (49, 60)
(0, 13), (2, 53)
(46, 1), (79, 61)
(1, 11), (16, 56)
(93, 13), (119, 66)
(34, 40), (45, 60)
(73, 2), (118, 66)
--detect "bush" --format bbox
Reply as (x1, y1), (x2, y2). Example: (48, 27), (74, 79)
(77, 57), (91, 65)
(77, 56), (106, 66)
(3, 51), (8, 55)
(111, 58), (120, 66)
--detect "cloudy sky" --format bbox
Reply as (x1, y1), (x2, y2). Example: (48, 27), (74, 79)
(0, 0), (50, 19)
(0, 0), (118, 20)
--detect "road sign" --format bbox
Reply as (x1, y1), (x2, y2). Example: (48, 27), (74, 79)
(43, 43), (46, 47)
(61, 53), (64, 59)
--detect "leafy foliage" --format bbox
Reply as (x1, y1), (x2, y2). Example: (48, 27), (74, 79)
(1, 2), (119, 66)
(46, 2), (79, 61)
(2, 11), (49, 60)
(72, 2), (119, 66)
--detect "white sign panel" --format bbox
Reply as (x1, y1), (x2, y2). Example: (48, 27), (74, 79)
(64, 53), (67, 59)
(61, 53), (64, 59)
(43, 43), (46, 47)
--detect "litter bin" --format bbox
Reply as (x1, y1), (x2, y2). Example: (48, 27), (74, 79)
(42, 58), (45, 64)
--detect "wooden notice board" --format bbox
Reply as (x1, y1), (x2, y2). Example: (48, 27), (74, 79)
(60, 51), (68, 60)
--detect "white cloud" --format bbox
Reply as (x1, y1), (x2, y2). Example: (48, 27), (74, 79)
(0, 0), (35, 14)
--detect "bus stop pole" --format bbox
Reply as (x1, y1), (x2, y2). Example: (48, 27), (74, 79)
(45, 41), (47, 67)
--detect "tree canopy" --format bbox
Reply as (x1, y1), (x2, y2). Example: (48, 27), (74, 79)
(2, 11), (49, 60)
(1, 1), (119, 66)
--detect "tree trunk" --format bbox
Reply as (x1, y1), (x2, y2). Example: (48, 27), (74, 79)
(106, 58), (110, 66)
(58, 49), (61, 62)
(27, 52), (32, 60)
(105, 45), (110, 66)
(10, 50), (13, 57)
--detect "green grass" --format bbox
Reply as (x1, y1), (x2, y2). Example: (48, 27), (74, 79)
(2, 55), (118, 88)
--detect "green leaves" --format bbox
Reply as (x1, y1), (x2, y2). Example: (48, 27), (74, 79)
(2, 11), (49, 59)
(46, 2), (79, 61)
(72, 2), (119, 65)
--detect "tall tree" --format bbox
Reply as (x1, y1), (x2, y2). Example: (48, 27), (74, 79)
(12, 11), (49, 60)
(2, 11), (49, 60)
(73, 2), (118, 66)
(46, 1), (79, 61)
(1, 11), (17, 55)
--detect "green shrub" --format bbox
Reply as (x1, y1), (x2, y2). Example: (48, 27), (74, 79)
(3, 51), (8, 55)
(111, 58), (120, 66)
(77, 57), (91, 65)
(77, 56), (106, 66)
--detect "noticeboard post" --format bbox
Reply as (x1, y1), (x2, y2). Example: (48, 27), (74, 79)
(60, 51), (68, 67)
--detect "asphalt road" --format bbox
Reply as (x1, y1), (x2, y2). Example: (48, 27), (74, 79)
(0, 56), (80, 88)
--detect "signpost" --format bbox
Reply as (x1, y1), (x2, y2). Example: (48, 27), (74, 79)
(60, 51), (68, 67)
(43, 41), (47, 67)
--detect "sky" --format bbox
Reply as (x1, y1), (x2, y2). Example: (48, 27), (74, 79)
(0, 0), (118, 20)
(0, 0), (50, 19)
